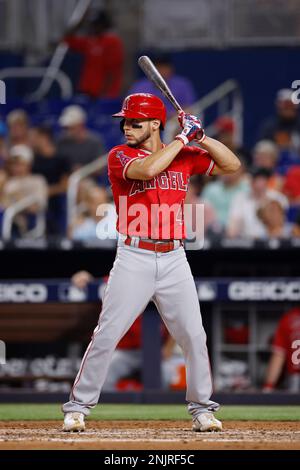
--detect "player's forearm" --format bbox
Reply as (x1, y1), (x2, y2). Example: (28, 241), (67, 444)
(264, 350), (286, 387)
(126, 140), (184, 180)
(200, 136), (241, 174)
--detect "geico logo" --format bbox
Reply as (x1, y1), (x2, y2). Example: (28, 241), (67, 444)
(228, 282), (300, 301)
(0, 284), (47, 302)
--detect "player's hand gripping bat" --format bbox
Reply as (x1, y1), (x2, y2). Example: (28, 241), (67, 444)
(138, 55), (205, 143)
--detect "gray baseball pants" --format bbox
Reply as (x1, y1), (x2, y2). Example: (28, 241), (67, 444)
(63, 238), (219, 417)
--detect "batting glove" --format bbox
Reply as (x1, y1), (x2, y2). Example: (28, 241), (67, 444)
(178, 110), (199, 128)
(176, 111), (206, 145)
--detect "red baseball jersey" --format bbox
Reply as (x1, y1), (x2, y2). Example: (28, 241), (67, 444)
(272, 307), (300, 374)
(108, 144), (215, 239)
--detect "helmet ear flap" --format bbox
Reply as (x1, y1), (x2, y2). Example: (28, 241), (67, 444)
(120, 119), (125, 133)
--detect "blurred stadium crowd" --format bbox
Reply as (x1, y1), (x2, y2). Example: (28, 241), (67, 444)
(0, 6), (300, 243)
(1, 86), (300, 242)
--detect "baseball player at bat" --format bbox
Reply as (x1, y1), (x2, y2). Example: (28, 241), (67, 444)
(62, 93), (241, 432)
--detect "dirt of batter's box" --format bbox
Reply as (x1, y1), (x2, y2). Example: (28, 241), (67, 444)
(0, 420), (299, 450)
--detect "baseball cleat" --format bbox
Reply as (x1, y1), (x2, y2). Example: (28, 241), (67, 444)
(192, 412), (222, 432)
(63, 412), (85, 432)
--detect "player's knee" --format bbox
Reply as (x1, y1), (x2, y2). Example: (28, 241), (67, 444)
(179, 330), (207, 351)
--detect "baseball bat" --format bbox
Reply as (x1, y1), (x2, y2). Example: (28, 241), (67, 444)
(138, 55), (183, 113)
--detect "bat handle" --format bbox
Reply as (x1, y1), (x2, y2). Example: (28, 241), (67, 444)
(172, 100), (183, 113)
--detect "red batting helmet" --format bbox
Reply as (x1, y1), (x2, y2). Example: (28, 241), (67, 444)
(112, 93), (167, 129)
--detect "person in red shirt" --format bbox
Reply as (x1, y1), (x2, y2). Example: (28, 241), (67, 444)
(62, 93), (240, 433)
(71, 270), (171, 392)
(64, 11), (124, 98)
(283, 166), (300, 203)
(263, 307), (300, 392)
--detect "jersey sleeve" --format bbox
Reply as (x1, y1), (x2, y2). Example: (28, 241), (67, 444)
(108, 148), (139, 181)
(185, 146), (215, 176)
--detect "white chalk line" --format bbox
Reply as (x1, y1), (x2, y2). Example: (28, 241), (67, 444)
(1, 429), (300, 435)
(0, 437), (185, 443)
(0, 428), (300, 444)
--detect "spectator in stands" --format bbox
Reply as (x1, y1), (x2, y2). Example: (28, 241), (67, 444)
(0, 121), (8, 193)
(128, 53), (197, 117)
(257, 191), (291, 239)
(71, 271), (185, 391)
(185, 175), (219, 238)
(252, 140), (282, 191)
(212, 116), (251, 165)
(0, 171), (6, 198)
(57, 105), (105, 170)
(252, 140), (279, 170)
(76, 177), (98, 207)
(263, 306), (300, 392)
(1, 145), (48, 236)
(31, 125), (70, 192)
(0, 120), (8, 161)
(292, 211), (300, 237)
(202, 161), (249, 229)
(6, 110), (30, 147)
(31, 125), (70, 235)
(282, 165), (300, 204)
(71, 185), (116, 241)
(226, 167), (280, 239)
(259, 89), (300, 174)
(64, 10), (124, 99)
(259, 89), (300, 150)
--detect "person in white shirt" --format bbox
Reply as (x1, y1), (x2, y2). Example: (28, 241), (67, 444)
(226, 167), (285, 240)
(71, 185), (117, 241)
